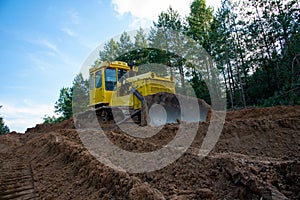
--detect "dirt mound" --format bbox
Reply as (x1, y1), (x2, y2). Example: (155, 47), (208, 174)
(0, 105), (299, 199)
(25, 118), (75, 134)
(226, 105), (300, 121)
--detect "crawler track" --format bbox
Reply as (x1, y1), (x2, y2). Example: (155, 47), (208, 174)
(75, 92), (210, 128)
(0, 158), (36, 200)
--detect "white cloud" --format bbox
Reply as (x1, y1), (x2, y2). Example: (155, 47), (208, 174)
(36, 39), (58, 53)
(28, 38), (59, 54)
(61, 27), (76, 37)
(112, 0), (193, 21)
(26, 37), (78, 72)
(112, 0), (193, 28)
(128, 18), (153, 30)
(0, 100), (56, 133)
(27, 52), (54, 71)
(68, 9), (80, 24)
(206, 0), (222, 10)
(111, 0), (221, 29)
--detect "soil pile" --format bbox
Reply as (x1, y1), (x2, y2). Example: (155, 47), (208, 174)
(0, 106), (299, 199)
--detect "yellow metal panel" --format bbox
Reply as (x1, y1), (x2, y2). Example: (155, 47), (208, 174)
(110, 93), (133, 107)
(89, 61), (175, 110)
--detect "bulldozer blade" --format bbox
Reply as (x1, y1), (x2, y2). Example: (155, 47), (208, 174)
(145, 92), (210, 126)
(147, 104), (180, 126)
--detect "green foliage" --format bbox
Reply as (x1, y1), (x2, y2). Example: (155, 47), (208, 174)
(43, 73), (89, 124)
(118, 32), (133, 55)
(72, 73), (89, 115)
(187, 0), (213, 49)
(260, 77), (300, 107)
(189, 71), (211, 104)
(54, 87), (73, 121)
(42, 115), (64, 124)
(0, 118), (10, 134)
(93, 0), (300, 110)
(0, 106), (10, 134)
(205, 0), (300, 108)
(99, 39), (119, 61)
(134, 28), (148, 49)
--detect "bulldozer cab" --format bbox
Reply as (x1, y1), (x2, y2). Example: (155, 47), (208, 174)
(89, 61), (130, 107)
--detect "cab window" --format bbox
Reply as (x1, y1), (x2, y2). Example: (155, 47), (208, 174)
(118, 69), (128, 81)
(89, 74), (95, 90)
(105, 68), (116, 90)
(96, 70), (102, 88)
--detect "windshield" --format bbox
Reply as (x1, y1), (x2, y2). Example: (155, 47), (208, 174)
(105, 68), (116, 90)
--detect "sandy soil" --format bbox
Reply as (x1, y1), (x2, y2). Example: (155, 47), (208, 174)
(0, 106), (299, 199)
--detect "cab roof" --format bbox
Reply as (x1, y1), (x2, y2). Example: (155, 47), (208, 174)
(89, 61), (130, 74)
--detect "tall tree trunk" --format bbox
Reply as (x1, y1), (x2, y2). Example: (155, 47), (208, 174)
(223, 66), (233, 108)
(225, 52), (234, 108)
(236, 63), (247, 108)
(228, 57), (236, 105)
(178, 65), (186, 95)
(229, 11), (247, 108)
(254, 3), (272, 60)
(231, 35), (247, 107)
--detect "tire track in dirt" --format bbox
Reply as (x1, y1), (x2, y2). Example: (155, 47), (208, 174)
(0, 162), (36, 200)
(0, 136), (36, 200)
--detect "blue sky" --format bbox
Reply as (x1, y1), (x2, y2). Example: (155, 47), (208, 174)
(0, 0), (220, 132)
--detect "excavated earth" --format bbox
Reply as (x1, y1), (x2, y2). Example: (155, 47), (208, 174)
(0, 106), (299, 199)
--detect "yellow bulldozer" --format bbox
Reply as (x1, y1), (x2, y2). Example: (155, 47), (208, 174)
(75, 61), (210, 128)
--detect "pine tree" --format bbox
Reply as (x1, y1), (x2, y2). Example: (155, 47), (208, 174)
(210, 0), (235, 107)
(99, 39), (119, 62)
(72, 73), (89, 115)
(117, 32), (133, 56)
(150, 7), (188, 93)
(187, 0), (213, 50)
(54, 87), (73, 120)
(0, 106), (10, 134)
(134, 28), (148, 49)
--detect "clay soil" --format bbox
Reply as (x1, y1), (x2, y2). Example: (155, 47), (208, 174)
(0, 106), (299, 199)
